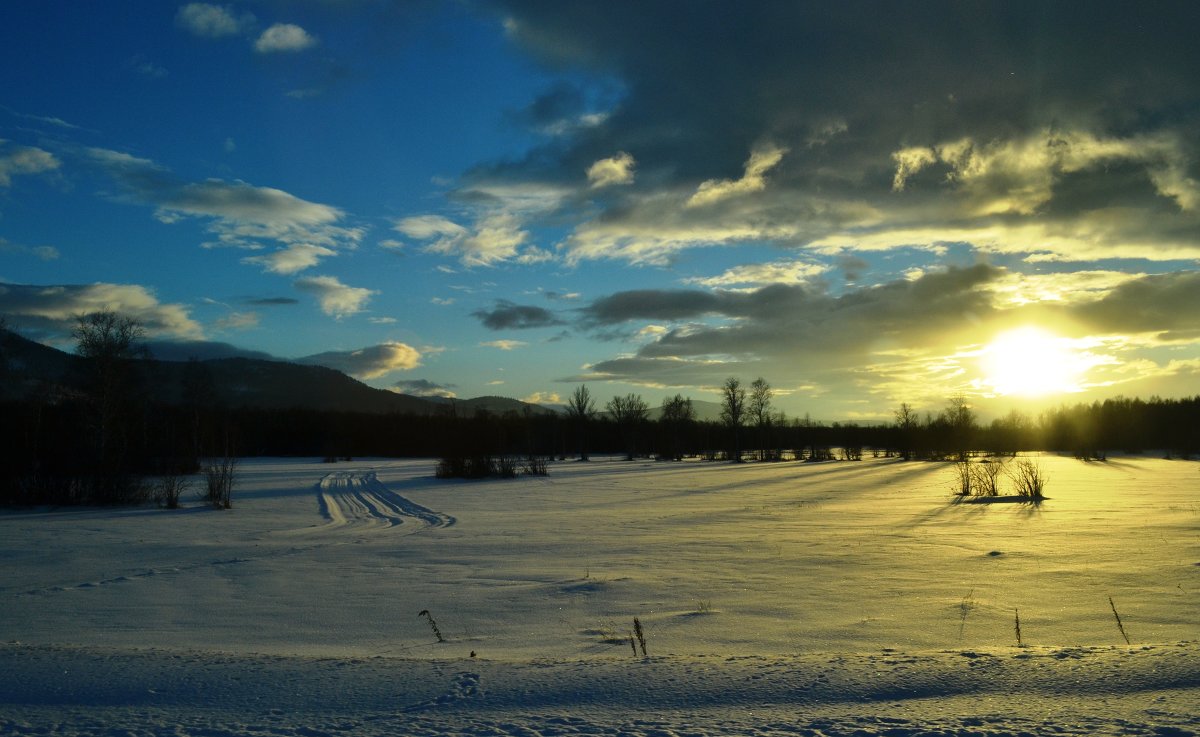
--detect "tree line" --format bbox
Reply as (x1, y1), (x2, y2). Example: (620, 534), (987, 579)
(1, 313), (1198, 504)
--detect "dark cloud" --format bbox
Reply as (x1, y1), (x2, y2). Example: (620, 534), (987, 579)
(571, 265), (1200, 409)
(1067, 270), (1200, 339)
(459, 2), (1200, 265)
(244, 296), (300, 306)
(0, 281), (202, 343)
(472, 300), (564, 330)
(570, 265), (1006, 391)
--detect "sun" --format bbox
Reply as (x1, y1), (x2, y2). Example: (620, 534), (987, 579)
(980, 327), (1086, 397)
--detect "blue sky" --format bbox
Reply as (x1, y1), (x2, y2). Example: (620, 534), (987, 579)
(3, 1), (1200, 420)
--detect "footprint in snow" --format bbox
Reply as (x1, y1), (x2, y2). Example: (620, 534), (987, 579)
(401, 671), (482, 712)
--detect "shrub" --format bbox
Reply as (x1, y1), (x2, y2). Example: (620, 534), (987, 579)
(969, 459), (1005, 496)
(953, 460), (973, 496)
(154, 471), (189, 509)
(203, 456), (236, 509)
(1008, 458), (1046, 499)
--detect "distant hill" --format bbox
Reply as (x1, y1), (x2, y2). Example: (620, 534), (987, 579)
(0, 330), (553, 417)
(436, 395), (560, 417)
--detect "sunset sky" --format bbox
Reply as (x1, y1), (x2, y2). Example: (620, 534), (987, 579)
(2, 1), (1199, 420)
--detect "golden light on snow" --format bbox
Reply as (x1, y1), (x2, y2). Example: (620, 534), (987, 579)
(980, 326), (1087, 397)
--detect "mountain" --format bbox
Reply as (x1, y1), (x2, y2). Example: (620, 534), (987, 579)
(428, 395), (560, 417)
(0, 331), (550, 417)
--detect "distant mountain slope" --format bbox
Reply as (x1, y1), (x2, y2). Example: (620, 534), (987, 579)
(0, 331), (551, 417)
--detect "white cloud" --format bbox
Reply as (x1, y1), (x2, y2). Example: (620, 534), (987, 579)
(254, 23), (317, 53)
(0, 143), (60, 186)
(242, 244), (337, 275)
(480, 339), (527, 350)
(587, 152), (636, 188)
(212, 311), (259, 331)
(294, 275), (376, 318)
(175, 3), (255, 38)
(522, 391), (562, 405)
(685, 259), (830, 288)
(368, 316), (397, 324)
(889, 129), (1200, 215)
(394, 215), (467, 241)
(300, 341), (421, 379)
(687, 143), (787, 208)
(405, 212), (533, 267)
(87, 147), (362, 261)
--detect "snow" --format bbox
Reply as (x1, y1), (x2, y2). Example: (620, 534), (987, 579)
(2, 454), (1198, 735)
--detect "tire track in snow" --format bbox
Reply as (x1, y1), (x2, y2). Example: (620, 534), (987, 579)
(317, 470), (454, 532)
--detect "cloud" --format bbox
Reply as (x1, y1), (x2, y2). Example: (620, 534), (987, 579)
(447, 3), (1200, 273)
(255, 23), (317, 53)
(471, 300), (563, 330)
(587, 152), (635, 188)
(293, 275), (376, 318)
(522, 391), (562, 405)
(242, 244), (337, 275)
(299, 341), (422, 379)
(399, 211), (537, 267)
(0, 281), (203, 343)
(0, 142), (59, 186)
(243, 296), (299, 306)
(394, 215), (468, 240)
(393, 378), (457, 398)
(211, 311), (260, 331)
(889, 130), (1200, 216)
(175, 3), (255, 38)
(87, 148), (359, 268)
(0, 238), (59, 261)
(480, 339), (527, 350)
(685, 259), (829, 288)
(686, 143), (788, 208)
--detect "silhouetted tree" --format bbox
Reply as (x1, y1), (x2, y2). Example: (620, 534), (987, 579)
(720, 376), (747, 462)
(748, 377), (773, 460)
(894, 403), (918, 460)
(941, 395), (976, 461)
(607, 393), (649, 460)
(73, 311), (150, 502)
(565, 384), (597, 460)
(659, 394), (695, 460)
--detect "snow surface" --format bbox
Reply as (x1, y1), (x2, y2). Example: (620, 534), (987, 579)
(2, 454), (1197, 735)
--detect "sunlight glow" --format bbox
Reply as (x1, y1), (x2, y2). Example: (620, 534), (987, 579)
(981, 327), (1087, 396)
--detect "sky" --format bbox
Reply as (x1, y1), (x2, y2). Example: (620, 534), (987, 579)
(2, 1), (1199, 422)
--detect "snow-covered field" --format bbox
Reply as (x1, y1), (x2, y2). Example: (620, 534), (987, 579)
(2, 454), (1197, 735)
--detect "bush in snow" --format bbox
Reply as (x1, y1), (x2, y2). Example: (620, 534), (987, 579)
(1007, 458), (1046, 499)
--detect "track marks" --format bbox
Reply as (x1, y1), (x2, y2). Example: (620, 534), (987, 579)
(318, 470), (454, 533)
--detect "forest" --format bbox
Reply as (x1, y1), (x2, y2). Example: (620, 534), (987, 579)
(1, 314), (1198, 505)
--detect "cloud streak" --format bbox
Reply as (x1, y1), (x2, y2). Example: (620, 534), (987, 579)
(299, 341), (421, 379)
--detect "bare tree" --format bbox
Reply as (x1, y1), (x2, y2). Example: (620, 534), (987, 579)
(73, 311), (149, 501)
(748, 377), (773, 461)
(720, 376), (747, 462)
(943, 395), (976, 461)
(565, 384), (597, 460)
(894, 402), (919, 460)
(606, 393), (649, 460)
(659, 394), (695, 460)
